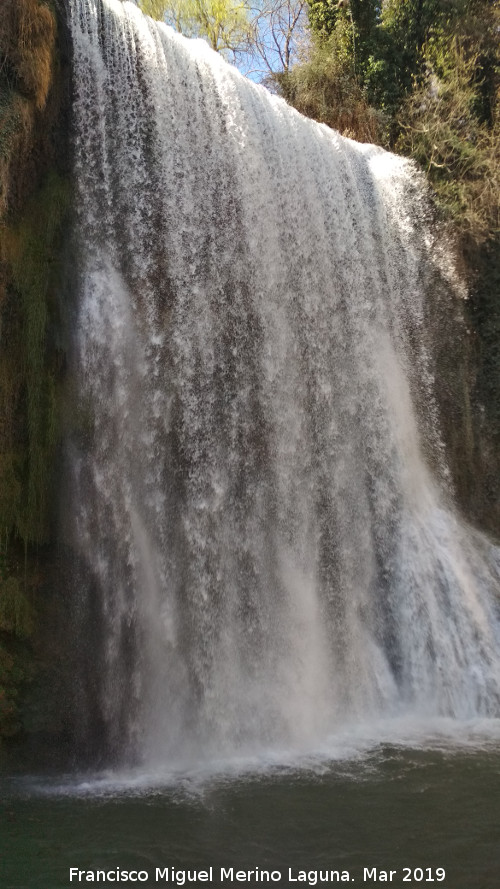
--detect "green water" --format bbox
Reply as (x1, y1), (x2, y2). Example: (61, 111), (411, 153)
(1, 742), (500, 889)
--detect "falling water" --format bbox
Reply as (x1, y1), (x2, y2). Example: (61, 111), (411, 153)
(67, 0), (500, 767)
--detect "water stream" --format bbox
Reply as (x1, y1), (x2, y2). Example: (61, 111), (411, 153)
(66, 0), (500, 769)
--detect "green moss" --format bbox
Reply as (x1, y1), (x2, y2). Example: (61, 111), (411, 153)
(3, 171), (70, 545)
(0, 637), (33, 739)
(0, 567), (35, 741)
(0, 453), (22, 532)
(0, 172), (69, 744)
(0, 0), (70, 749)
(0, 576), (34, 638)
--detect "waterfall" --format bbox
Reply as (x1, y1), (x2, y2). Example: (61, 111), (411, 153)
(67, 0), (500, 767)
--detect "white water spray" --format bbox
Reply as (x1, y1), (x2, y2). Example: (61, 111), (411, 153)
(67, 0), (500, 766)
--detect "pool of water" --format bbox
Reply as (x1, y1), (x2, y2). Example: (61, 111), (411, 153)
(1, 725), (500, 889)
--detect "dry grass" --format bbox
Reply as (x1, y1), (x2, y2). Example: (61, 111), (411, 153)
(1, 0), (56, 111)
(291, 86), (382, 143)
(278, 46), (385, 145)
(397, 39), (500, 242)
(15, 0), (56, 110)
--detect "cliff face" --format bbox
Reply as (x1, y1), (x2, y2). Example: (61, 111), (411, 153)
(424, 232), (500, 542)
(0, 0), (70, 746)
(462, 237), (500, 538)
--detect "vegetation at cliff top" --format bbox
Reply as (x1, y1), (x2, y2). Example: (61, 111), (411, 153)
(141, 0), (499, 535)
(140, 0), (254, 55)
(280, 0), (499, 236)
(140, 0), (499, 243)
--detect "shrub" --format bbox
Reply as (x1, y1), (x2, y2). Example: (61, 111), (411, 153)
(277, 30), (385, 143)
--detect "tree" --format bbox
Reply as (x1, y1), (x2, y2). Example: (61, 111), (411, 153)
(139, 0), (308, 79)
(276, 22), (383, 142)
(397, 24), (500, 239)
(249, 0), (308, 79)
(275, 0), (384, 141)
(139, 0), (254, 57)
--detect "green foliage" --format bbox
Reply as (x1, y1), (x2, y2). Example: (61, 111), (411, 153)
(397, 32), (499, 240)
(139, 0), (254, 54)
(303, 0), (499, 120)
(278, 29), (384, 142)
(289, 0), (499, 218)
(307, 0), (340, 38)
(308, 0), (378, 50)
(307, 0), (385, 92)
(280, 0), (391, 141)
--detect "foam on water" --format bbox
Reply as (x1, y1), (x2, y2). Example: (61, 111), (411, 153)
(17, 717), (500, 799)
